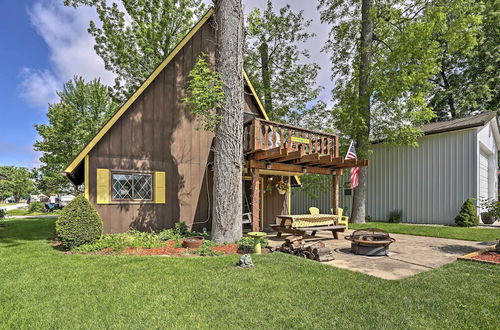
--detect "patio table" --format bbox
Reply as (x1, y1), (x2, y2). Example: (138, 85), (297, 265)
(271, 214), (345, 239)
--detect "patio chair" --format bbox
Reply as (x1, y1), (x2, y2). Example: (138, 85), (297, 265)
(309, 207), (320, 215)
(337, 208), (349, 230)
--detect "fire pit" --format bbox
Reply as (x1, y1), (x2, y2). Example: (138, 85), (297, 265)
(345, 228), (395, 256)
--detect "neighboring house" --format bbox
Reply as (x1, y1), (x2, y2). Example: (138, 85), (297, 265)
(365, 112), (499, 224)
(63, 9), (362, 233)
(292, 112), (499, 225)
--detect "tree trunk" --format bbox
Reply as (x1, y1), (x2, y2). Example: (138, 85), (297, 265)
(439, 71), (456, 117)
(351, 0), (373, 224)
(259, 41), (273, 115)
(212, 0), (245, 243)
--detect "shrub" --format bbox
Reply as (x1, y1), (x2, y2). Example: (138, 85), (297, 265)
(196, 240), (222, 256)
(56, 195), (103, 249)
(158, 228), (182, 241)
(158, 222), (209, 241)
(28, 201), (44, 213)
(73, 230), (162, 252)
(0, 208), (5, 219)
(238, 236), (268, 253)
(455, 198), (479, 227)
(388, 210), (402, 223)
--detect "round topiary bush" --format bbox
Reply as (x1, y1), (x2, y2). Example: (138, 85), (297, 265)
(455, 198), (479, 227)
(56, 194), (103, 249)
(28, 201), (44, 213)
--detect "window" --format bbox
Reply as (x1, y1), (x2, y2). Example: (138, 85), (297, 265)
(112, 173), (152, 200)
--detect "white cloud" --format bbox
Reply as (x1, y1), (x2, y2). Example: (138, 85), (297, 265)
(20, 0), (334, 109)
(19, 0), (115, 109)
(18, 67), (59, 107)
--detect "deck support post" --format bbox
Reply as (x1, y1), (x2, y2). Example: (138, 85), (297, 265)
(332, 174), (339, 216)
(251, 168), (260, 232)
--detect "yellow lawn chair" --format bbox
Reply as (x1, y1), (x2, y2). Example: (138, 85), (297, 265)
(331, 207), (349, 229)
(337, 208), (349, 230)
(309, 207), (320, 215)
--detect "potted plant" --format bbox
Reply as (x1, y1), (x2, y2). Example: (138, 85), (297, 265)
(479, 198), (499, 225)
(275, 180), (288, 195)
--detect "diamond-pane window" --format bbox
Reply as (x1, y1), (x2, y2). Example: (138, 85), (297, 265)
(112, 173), (152, 200)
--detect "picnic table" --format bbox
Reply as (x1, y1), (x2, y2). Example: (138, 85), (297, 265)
(270, 214), (346, 239)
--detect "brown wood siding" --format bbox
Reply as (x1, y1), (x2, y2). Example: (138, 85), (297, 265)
(244, 87), (261, 116)
(88, 20), (217, 233)
(262, 176), (288, 230)
(86, 18), (266, 233)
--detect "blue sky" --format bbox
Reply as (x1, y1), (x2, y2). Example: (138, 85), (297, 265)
(0, 0), (331, 169)
(0, 0), (49, 167)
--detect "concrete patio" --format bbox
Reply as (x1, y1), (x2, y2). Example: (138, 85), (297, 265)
(267, 230), (492, 280)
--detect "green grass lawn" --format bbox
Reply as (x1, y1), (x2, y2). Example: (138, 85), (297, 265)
(5, 209), (61, 216)
(0, 218), (498, 329)
(350, 222), (500, 242)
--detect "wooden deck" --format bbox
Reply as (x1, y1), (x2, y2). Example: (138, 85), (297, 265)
(243, 118), (367, 174)
(243, 118), (368, 232)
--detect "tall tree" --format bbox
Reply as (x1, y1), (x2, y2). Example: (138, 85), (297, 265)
(352, 0), (373, 224)
(64, 0), (207, 101)
(211, 0), (244, 243)
(0, 167), (36, 202)
(245, 1), (322, 123)
(34, 77), (117, 194)
(319, 0), (482, 222)
(429, 0), (498, 119)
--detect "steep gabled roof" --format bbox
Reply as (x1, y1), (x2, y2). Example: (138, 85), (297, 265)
(64, 8), (269, 175)
(421, 112), (497, 136)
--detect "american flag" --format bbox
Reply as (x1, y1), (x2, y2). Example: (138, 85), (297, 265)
(346, 141), (360, 189)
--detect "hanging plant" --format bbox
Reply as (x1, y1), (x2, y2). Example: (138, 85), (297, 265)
(275, 180), (288, 195)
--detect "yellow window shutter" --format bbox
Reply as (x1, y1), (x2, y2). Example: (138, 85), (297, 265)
(154, 171), (166, 204)
(96, 169), (110, 204)
(84, 156), (90, 200)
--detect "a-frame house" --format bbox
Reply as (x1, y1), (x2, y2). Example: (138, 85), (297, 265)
(64, 9), (366, 233)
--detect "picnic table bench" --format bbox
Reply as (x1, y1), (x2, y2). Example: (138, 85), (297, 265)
(270, 214), (346, 239)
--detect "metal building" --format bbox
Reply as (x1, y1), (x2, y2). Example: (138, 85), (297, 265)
(292, 113), (499, 225)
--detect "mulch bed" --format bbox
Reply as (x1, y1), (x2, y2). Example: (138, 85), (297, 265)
(51, 239), (273, 257)
(119, 242), (241, 256)
(471, 251), (500, 263)
(53, 240), (243, 256)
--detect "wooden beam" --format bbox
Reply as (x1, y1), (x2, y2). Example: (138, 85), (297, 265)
(249, 160), (333, 175)
(292, 152), (320, 164)
(318, 156), (345, 167)
(332, 175), (339, 216)
(251, 168), (260, 232)
(274, 150), (304, 163)
(253, 147), (287, 161)
(306, 154), (330, 165)
(335, 159), (369, 168)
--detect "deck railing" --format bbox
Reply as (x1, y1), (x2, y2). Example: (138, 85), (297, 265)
(243, 118), (338, 157)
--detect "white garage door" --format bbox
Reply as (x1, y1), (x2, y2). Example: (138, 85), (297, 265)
(479, 152), (490, 201)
